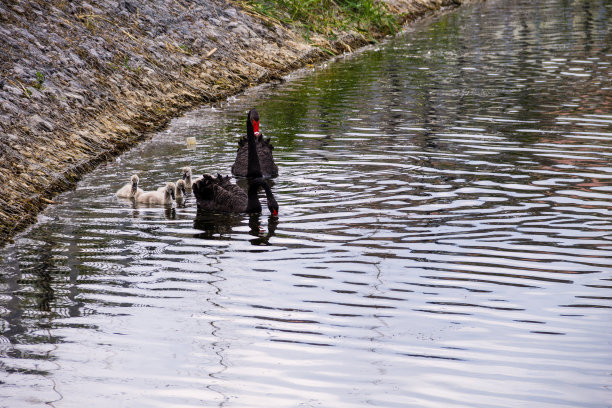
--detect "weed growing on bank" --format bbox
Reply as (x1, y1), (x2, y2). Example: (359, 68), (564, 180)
(240, 0), (398, 40)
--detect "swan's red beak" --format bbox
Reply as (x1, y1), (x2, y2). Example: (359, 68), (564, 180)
(271, 209), (278, 217)
(252, 120), (260, 137)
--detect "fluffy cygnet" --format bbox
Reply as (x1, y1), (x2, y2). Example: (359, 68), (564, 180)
(182, 166), (192, 190)
(157, 179), (187, 199)
(117, 174), (144, 198)
(175, 179), (187, 199)
(137, 182), (176, 205)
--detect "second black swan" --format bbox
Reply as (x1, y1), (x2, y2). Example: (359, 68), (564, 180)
(192, 174), (278, 215)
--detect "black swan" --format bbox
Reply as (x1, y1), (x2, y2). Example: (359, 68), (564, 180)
(231, 108), (278, 178)
(193, 113), (279, 215)
(192, 174), (278, 215)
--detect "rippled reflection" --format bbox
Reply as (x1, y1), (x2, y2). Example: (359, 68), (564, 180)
(1, 0), (611, 406)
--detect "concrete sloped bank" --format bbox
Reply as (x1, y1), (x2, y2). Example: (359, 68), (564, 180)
(0, 0), (471, 246)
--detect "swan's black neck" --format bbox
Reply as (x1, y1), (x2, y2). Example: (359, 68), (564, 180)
(246, 179), (263, 214)
(246, 110), (263, 179)
(246, 178), (278, 215)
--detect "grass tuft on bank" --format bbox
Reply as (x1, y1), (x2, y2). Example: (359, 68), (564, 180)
(239, 0), (399, 40)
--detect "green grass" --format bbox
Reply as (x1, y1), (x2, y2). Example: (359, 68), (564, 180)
(33, 71), (45, 90)
(240, 0), (398, 40)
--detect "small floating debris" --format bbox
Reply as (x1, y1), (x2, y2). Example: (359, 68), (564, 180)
(185, 137), (196, 146)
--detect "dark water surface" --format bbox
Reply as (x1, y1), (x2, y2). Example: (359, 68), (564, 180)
(2, 0), (611, 406)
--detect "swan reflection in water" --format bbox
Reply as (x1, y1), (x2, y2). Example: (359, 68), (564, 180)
(193, 210), (278, 245)
(248, 214), (278, 246)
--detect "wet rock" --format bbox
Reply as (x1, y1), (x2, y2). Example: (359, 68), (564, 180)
(27, 87), (45, 101)
(4, 85), (22, 97)
(0, 115), (11, 128)
(225, 8), (238, 19)
(47, 32), (67, 47)
(12, 64), (27, 78)
(89, 48), (100, 59)
(64, 91), (85, 104)
(123, 1), (137, 13)
(182, 56), (201, 66)
(30, 114), (54, 132)
(69, 52), (85, 66)
(1, 100), (20, 116)
(228, 21), (251, 38)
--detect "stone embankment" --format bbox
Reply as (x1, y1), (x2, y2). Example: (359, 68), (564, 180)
(0, 0), (468, 246)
